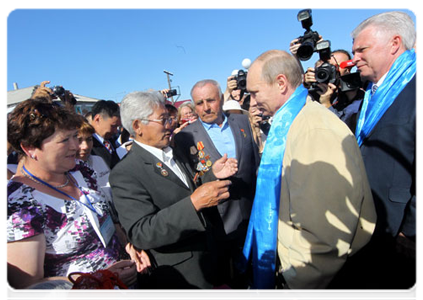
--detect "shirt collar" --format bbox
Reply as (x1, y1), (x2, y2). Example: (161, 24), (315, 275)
(93, 133), (105, 144)
(134, 140), (172, 163)
(375, 72), (388, 88)
(199, 113), (227, 131)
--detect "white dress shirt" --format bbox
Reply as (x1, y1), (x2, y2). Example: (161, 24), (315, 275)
(134, 140), (189, 188)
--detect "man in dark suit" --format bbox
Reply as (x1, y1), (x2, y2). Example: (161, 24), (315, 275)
(174, 80), (260, 287)
(341, 11), (416, 289)
(110, 91), (237, 289)
(90, 100), (121, 169)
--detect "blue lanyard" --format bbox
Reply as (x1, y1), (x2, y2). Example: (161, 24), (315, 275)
(22, 165), (101, 216)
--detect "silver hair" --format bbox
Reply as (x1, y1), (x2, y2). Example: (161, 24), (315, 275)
(119, 91), (165, 136)
(12, 279), (72, 300)
(351, 11), (416, 50)
(190, 79), (223, 99)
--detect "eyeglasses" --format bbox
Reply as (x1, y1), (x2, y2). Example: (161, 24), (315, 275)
(141, 117), (176, 127)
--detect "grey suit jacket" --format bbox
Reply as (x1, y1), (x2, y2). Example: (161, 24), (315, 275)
(110, 142), (216, 288)
(174, 113), (260, 242)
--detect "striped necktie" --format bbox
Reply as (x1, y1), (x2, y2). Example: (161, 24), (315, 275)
(103, 140), (113, 154)
(371, 84), (378, 95)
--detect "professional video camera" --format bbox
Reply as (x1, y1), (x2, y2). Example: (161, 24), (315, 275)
(296, 9), (321, 61)
(233, 69), (247, 92)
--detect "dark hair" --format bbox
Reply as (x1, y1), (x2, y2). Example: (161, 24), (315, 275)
(331, 49), (352, 60)
(165, 103), (178, 114)
(91, 100), (120, 119)
(8, 98), (83, 155)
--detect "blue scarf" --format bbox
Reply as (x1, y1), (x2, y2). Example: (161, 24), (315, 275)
(242, 85), (308, 289)
(355, 49), (416, 146)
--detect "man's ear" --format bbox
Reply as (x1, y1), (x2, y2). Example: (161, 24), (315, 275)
(275, 74), (288, 93)
(92, 114), (101, 124)
(132, 119), (143, 136)
(390, 35), (403, 55)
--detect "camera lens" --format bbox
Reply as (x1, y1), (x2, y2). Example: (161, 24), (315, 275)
(297, 43), (315, 61)
(316, 69), (330, 83)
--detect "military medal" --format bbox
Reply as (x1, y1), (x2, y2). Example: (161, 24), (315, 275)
(241, 128), (247, 138)
(156, 162), (168, 177)
(197, 141), (205, 151)
(190, 146), (198, 155)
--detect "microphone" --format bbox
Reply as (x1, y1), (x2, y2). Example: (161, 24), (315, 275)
(340, 59), (355, 69)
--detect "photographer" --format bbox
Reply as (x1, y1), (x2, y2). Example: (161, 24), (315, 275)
(223, 72), (248, 105)
(304, 49), (364, 133)
(31, 80), (77, 110)
(291, 39), (364, 134)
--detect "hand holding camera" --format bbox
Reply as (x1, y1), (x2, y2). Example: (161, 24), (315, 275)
(31, 81), (76, 106)
(160, 89), (178, 98)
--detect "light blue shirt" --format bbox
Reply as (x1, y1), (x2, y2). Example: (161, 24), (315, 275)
(199, 114), (237, 159)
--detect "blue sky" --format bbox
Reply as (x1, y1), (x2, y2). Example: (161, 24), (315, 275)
(6, 7), (417, 103)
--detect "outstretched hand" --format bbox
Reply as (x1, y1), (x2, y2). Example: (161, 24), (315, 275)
(212, 153), (238, 179)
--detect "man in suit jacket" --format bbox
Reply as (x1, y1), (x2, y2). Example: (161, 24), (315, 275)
(174, 79), (260, 287)
(90, 100), (121, 169)
(110, 91), (237, 289)
(244, 49), (376, 289)
(350, 11), (416, 288)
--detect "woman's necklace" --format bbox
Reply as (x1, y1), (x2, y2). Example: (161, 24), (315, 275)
(21, 166), (70, 188)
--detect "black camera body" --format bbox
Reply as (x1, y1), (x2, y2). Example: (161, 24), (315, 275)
(50, 85), (77, 106)
(296, 9), (320, 61)
(339, 72), (362, 92)
(166, 89), (177, 97)
(314, 40), (337, 85)
(233, 69), (247, 92)
(51, 85), (66, 98)
(315, 62), (337, 84)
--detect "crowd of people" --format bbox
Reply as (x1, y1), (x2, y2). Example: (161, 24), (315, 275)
(7, 11), (415, 290)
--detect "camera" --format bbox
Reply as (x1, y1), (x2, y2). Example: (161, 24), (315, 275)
(166, 89), (177, 97)
(296, 9), (320, 61)
(258, 113), (271, 136)
(314, 40), (337, 85)
(50, 85), (77, 106)
(339, 72), (362, 92)
(233, 69), (247, 92)
(51, 85), (66, 98)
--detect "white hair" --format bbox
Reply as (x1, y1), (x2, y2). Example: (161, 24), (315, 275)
(119, 91), (165, 136)
(351, 11), (416, 50)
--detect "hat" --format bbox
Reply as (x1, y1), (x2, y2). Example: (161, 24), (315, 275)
(223, 100), (248, 114)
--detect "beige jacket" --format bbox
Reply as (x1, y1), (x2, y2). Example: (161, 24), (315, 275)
(277, 100), (376, 289)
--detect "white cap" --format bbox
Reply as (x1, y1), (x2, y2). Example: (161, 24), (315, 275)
(223, 100), (248, 114)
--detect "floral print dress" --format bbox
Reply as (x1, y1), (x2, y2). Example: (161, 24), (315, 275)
(7, 162), (126, 278)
